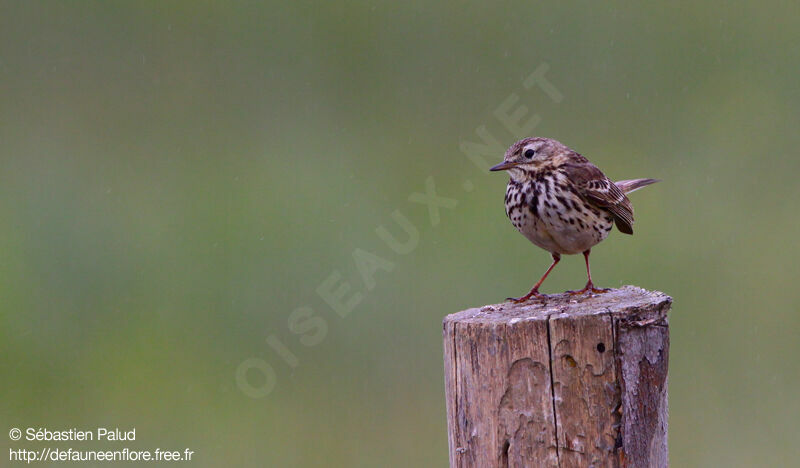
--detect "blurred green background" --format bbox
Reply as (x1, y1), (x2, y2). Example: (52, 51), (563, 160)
(2, 1), (799, 466)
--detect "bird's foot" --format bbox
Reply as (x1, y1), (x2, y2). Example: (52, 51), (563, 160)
(506, 290), (547, 304)
(566, 282), (610, 295)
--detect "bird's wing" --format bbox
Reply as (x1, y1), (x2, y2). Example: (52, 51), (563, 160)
(561, 159), (635, 234)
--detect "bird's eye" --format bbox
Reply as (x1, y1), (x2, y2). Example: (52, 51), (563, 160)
(524, 149), (535, 158)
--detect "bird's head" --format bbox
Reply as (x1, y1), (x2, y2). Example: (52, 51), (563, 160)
(490, 137), (566, 181)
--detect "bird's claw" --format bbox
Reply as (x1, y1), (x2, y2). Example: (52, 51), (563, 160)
(506, 292), (547, 303)
(566, 285), (610, 295)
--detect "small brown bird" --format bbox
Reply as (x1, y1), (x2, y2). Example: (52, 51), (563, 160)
(490, 137), (658, 302)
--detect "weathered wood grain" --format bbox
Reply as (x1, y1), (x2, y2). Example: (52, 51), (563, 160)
(443, 286), (671, 468)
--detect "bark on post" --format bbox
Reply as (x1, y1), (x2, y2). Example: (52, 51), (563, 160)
(443, 286), (671, 468)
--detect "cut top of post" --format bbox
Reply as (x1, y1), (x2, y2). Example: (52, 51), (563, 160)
(444, 285), (671, 325)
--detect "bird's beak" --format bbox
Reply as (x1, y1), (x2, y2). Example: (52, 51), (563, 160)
(490, 161), (520, 172)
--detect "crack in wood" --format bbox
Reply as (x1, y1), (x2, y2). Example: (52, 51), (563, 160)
(546, 314), (561, 467)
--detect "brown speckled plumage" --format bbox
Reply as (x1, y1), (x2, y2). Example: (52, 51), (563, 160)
(490, 137), (659, 302)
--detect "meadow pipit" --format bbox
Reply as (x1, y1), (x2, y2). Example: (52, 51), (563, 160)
(491, 137), (659, 302)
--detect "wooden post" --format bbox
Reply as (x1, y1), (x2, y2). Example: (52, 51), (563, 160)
(443, 286), (671, 468)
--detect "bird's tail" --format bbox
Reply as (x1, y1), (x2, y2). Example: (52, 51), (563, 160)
(615, 178), (660, 194)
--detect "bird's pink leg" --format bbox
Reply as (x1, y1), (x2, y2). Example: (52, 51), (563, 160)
(568, 249), (610, 295)
(508, 253), (560, 303)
